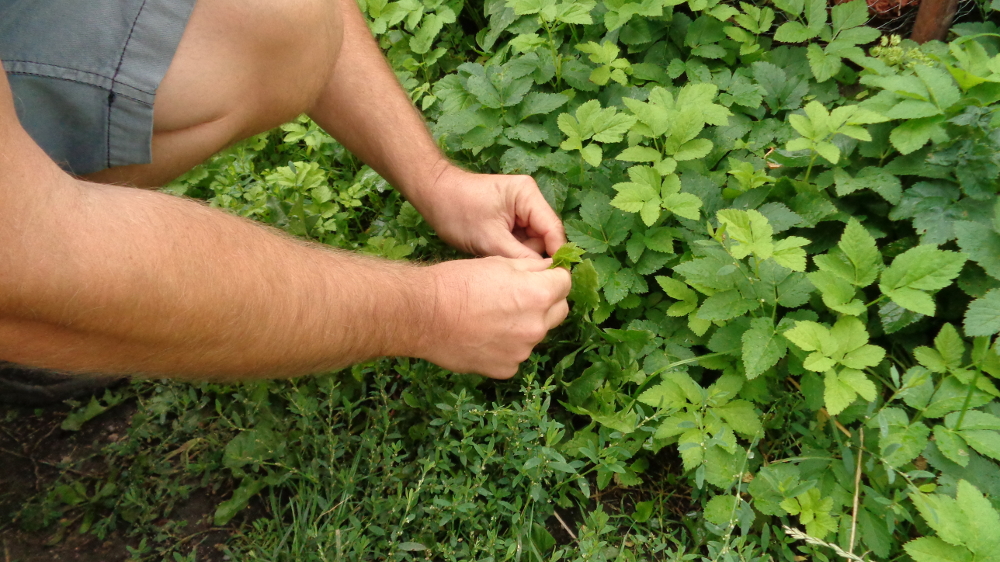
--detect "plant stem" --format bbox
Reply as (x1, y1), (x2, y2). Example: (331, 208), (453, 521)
(804, 153), (818, 183)
(953, 367), (983, 431)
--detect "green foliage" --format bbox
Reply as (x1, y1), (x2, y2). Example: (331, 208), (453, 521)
(21, 0), (1000, 560)
(407, 0), (1000, 558)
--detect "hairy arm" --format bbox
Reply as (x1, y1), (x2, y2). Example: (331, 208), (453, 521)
(309, 0), (566, 259)
(0, 71), (570, 380)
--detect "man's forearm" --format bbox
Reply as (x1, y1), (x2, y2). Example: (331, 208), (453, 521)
(0, 173), (433, 379)
(309, 0), (449, 200)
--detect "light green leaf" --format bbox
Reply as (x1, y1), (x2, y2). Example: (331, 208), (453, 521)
(882, 414), (931, 467)
(814, 140), (841, 165)
(617, 146), (662, 162)
(841, 345), (886, 369)
(808, 269), (866, 315)
(657, 276), (699, 317)
(965, 289), (1000, 337)
(807, 43), (841, 83)
(945, 410), (1000, 431)
(773, 21), (819, 43)
(934, 425), (971, 467)
(904, 537), (973, 562)
(697, 290), (759, 321)
(890, 116), (948, 155)
(673, 138), (714, 161)
(718, 209), (774, 260)
(961, 430), (1000, 462)
(663, 192), (702, 221)
(638, 380), (688, 410)
(550, 242), (585, 269)
(839, 368), (877, 401)
(784, 320), (831, 353)
(880, 246), (967, 316)
(835, 219), (881, 286)
(569, 259), (600, 312)
(772, 236), (810, 272)
(805, 353), (838, 372)
(715, 400), (762, 436)
(580, 143), (603, 167)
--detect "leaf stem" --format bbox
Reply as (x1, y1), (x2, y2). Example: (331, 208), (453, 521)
(953, 366), (983, 431)
(804, 153), (818, 183)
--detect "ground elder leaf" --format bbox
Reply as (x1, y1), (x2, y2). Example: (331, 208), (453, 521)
(715, 400), (762, 436)
(568, 259), (600, 312)
(954, 221), (1000, 280)
(965, 289), (1000, 337)
(696, 290), (759, 321)
(718, 209), (774, 260)
(742, 318), (787, 379)
(905, 537), (973, 562)
(757, 203), (803, 234)
(772, 236), (809, 271)
(550, 242), (585, 269)
(808, 270), (865, 315)
(784, 320), (832, 354)
(880, 246), (966, 315)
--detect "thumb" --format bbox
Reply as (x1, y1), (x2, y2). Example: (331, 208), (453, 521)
(536, 266), (572, 300)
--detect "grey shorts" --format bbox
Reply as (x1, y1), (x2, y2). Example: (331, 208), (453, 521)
(0, 0), (197, 175)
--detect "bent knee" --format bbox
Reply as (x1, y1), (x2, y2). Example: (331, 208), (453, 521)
(154, 0), (342, 137)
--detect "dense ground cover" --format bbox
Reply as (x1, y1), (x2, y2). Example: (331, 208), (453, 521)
(4, 0), (1000, 560)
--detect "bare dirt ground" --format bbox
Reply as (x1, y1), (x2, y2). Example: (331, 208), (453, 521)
(0, 401), (230, 562)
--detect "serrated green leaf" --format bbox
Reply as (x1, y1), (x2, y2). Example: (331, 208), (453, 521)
(611, 181), (658, 213)
(550, 242), (585, 269)
(954, 221), (1000, 280)
(825, 369), (856, 415)
(915, 346), (948, 373)
(890, 116), (947, 155)
(966, 289), (1000, 337)
(961, 430), (1000, 462)
(663, 192), (702, 221)
(807, 43), (842, 83)
(742, 317), (787, 379)
(880, 246), (966, 316)
(882, 412), (931, 467)
(673, 138), (714, 161)
(617, 146), (662, 162)
(935, 425), (972, 467)
(830, 0), (870, 32)
(580, 143), (603, 167)
(772, 236), (810, 272)
(697, 290), (759, 321)
(904, 537), (973, 562)
(718, 209), (774, 260)
(773, 21), (819, 43)
(715, 400), (762, 436)
(568, 259), (600, 312)
(784, 320), (831, 354)
(841, 345), (886, 369)
(834, 167), (903, 204)
(840, 368), (877, 400)
(808, 269), (866, 315)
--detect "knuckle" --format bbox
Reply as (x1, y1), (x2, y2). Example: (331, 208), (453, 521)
(525, 323), (548, 343)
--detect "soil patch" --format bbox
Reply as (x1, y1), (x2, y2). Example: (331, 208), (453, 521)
(0, 401), (231, 562)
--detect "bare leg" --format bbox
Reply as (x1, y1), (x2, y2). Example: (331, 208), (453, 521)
(84, 0), (344, 188)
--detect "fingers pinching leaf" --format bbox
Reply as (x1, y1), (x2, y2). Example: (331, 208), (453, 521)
(550, 242), (585, 269)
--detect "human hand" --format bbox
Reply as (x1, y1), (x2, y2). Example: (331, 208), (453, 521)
(410, 165), (567, 259)
(415, 256), (571, 379)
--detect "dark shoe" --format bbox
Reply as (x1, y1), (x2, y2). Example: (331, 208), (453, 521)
(0, 362), (124, 406)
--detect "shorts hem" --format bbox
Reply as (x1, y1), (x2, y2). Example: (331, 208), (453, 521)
(107, 0), (197, 169)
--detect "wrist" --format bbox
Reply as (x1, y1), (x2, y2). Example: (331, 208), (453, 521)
(398, 158), (462, 212)
(381, 262), (445, 361)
